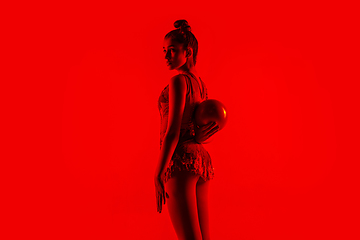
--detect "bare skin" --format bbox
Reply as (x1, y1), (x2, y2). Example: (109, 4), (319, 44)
(166, 170), (211, 240)
(155, 37), (217, 240)
(163, 38), (219, 143)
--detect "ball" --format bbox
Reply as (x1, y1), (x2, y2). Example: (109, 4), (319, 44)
(194, 99), (228, 130)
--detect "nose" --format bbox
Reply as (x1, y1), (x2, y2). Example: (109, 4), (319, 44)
(164, 50), (171, 60)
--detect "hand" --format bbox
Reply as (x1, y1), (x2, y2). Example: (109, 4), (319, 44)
(194, 121), (220, 144)
(154, 175), (169, 213)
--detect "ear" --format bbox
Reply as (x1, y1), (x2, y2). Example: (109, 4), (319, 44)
(186, 48), (193, 58)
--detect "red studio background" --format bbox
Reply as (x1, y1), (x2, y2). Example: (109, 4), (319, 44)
(2, 1), (359, 240)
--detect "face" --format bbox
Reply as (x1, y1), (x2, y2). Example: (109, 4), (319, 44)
(163, 38), (188, 70)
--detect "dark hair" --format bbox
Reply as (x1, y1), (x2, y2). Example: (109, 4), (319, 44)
(165, 19), (199, 66)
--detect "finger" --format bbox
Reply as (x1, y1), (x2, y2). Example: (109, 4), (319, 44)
(207, 122), (218, 131)
(156, 195), (159, 212)
(205, 126), (217, 136)
(211, 126), (220, 134)
(204, 121), (215, 130)
(157, 193), (161, 210)
(163, 190), (166, 205)
(165, 192), (169, 205)
(208, 123), (219, 132)
(159, 196), (162, 213)
(203, 125), (212, 133)
(199, 122), (211, 131)
(207, 130), (217, 138)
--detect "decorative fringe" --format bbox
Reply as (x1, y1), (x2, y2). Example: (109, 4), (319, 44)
(163, 141), (215, 183)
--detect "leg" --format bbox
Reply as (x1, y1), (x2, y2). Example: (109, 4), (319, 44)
(196, 177), (211, 240)
(165, 170), (202, 240)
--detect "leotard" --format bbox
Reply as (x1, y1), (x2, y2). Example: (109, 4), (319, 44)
(157, 72), (215, 183)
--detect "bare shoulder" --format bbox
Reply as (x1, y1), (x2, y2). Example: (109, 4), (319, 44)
(171, 74), (187, 82)
(170, 74), (187, 88)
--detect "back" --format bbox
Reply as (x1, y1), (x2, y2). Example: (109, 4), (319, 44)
(158, 72), (208, 148)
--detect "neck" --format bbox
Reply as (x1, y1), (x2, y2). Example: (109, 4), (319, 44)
(177, 61), (198, 76)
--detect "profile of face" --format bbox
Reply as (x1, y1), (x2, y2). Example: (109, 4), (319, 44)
(163, 38), (190, 70)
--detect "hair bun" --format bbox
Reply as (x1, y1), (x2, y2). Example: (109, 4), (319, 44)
(174, 19), (191, 32)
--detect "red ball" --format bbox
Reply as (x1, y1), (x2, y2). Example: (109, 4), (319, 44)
(194, 99), (228, 130)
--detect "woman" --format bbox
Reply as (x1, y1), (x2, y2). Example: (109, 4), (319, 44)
(155, 19), (219, 240)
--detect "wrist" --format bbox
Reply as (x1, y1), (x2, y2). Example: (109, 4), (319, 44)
(154, 169), (164, 179)
(154, 171), (161, 178)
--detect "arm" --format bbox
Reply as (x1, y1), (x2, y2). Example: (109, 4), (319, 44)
(194, 85), (219, 144)
(194, 121), (219, 144)
(155, 74), (187, 178)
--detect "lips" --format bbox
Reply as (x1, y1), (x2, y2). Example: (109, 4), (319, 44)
(167, 62), (172, 65)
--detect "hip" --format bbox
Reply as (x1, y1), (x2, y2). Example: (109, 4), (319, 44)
(173, 139), (210, 158)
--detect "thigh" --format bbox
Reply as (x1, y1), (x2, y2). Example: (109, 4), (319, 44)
(196, 177), (211, 240)
(165, 170), (202, 240)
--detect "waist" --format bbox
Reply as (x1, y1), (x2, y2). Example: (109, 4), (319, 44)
(178, 128), (196, 143)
